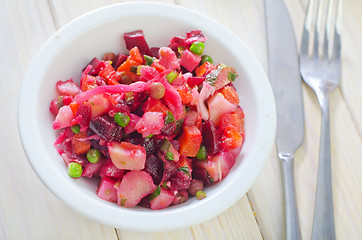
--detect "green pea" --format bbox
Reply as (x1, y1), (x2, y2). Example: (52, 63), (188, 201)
(67, 162), (83, 178)
(190, 41), (205, 55)
(144, 55), (154, 66)
(114, 112), (130, 127)
(201, 55), (213, 64)
(87, 148), (101, 164)
(196, 190), (207, 200)
(196, 145), (208, 160)
(71, 124), (81, 134)
(166, 71), (178, 84)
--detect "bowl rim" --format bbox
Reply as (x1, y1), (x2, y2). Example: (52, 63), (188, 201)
(18, 2), (276, 232)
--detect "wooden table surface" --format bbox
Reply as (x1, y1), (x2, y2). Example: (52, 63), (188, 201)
(1, 0), (361, 239)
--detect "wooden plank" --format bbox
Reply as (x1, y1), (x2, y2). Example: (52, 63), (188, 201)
(0, 0), (117, 239)
(2, 0), (361, 239)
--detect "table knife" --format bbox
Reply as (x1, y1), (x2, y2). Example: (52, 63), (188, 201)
(264, 0), (304, 239)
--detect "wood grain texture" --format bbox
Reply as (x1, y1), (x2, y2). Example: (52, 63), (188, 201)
(1, 0), (361, 239)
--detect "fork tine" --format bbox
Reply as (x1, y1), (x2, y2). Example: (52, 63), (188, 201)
(322, 0), (331, 60)
(332, 0), (342, 61)
(300, 0), (313, 57)
(312, 0), (322, 59)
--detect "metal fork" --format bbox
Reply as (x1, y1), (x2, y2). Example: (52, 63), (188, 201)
(300, 0), (342, 239)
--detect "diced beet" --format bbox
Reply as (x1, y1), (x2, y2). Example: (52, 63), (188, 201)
(187, 77), (205, 88)
(89, 114), (122, 142)
(126, 137), (144, 146)
(142, 137), (163, 156)
(185, 30), (207, 45)
(99, 160), (125, 179)
(170, 170), (191, 191)
(170, 140), (180, 151)
(192, 168), (213, 186)
(160, 122), (176, 136)
(159, 154), (177, 183)
(150, 187), (174, 210)
(82, 160), (104, 178)
(138, 196), (151, 208)
(74, 104), (91, 129)
(202, 120), (220, 155)
(97, 177), (118, 202)
(56, 79), (81, 96)
(168, 36), (186, 51)
(90, 139), (109, 158)
(117, 171), (156, 208)
(53, 105), (73, 130)
(119, 91), (147, 113)
(179, 49), (201, 72)
(150, 47), (160, 58)
(87, 57), (106, 76)
(112, 54), (128, 70)
(144, 155), (164, 185)
(123, 30), (151, 56)
(172, 190), (189, 205)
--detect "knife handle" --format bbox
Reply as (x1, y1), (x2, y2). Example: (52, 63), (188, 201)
(279, 153), (302, 240)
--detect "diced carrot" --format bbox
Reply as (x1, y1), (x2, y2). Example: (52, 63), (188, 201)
(98, 62), (120, 85)
(178, 126), (202, 157)
(220, 125), (243, 150)
(81, 75), (97, 92)
(142, 98), (170, 116)
(220, 111), (243, 133)
(69, 102), (80, 115)
(174, 85), (192, 104)
(176, 156), (192, 170)
(116, 59), (141, 83)
(128, 47), (144, 64)
(71, 131), (91, 154)
(195, 61), (214, 77)
(219, 86), (239, 105)
(151, 61), (166, 72)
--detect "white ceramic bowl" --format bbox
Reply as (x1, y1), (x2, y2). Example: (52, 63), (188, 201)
(18, 2), (276, 232)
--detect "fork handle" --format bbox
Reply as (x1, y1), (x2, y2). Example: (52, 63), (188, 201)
(312, 95), (336, 240)
(279, 153), (302, 240)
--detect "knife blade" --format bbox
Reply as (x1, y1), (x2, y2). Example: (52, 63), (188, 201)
(264, 0), (304, 239)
